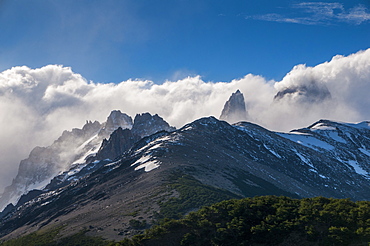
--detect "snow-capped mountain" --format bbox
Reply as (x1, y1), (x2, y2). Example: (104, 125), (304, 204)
(0, 120), (103, 211)
(0, 110), (173, 211)
(0, 115), (369, 240)
(279, 120), (370, 178)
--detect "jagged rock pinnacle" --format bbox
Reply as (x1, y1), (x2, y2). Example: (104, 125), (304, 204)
(220, 89), (249, 123)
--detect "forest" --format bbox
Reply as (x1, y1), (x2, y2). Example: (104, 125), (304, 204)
(1, 196), (369, 246)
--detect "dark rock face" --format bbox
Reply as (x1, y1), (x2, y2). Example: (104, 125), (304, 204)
(1, 116), (370, 241)
(0, 203), (14, 220)
(32, 112), (175, 195)
(132, 113), (175, 137)
(94, 113), (175, 162)
(16, 190), (44, 207)
(274, 80), (331, 103)
(96, 127), (140, 161)
(0, 111), (132, 212)
(220, 90), (249, 123)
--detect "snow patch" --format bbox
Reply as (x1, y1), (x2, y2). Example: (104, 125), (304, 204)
(134, 134), (178, 153)
(149, 143), (163, 151)
(41, 201), (51, 206)
(327, 131), (346, 143)
(293, 149), (314, 168)
(311, 123), (336, 131)
(135, 160), (160, 172)
(359, 147), (370, 157)
(72, 134), (101, 164)
(263, 144), (281, 158)
(181, 126), (193, 131)
(131, 155), (160, 172)
(319, 174), (327, 179)
(345, 121), (370, 130)
(309, 123), (346, 143)
(26, 178), (53, 192)
(279, 133), (334, 151)
(67, 164), (87, 177)
(345, 132), (355, 143)
(347, 160), (368, 175)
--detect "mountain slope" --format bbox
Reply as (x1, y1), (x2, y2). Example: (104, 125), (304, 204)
(0, 111), (173, 212)
(128, 196), (370, 246)
(1, 116), (369, 241)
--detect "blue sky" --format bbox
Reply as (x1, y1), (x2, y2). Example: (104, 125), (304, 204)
(0, 0), (369, 83)
(1, 0), (370, 193)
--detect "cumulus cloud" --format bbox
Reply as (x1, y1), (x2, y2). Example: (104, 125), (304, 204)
(1, 48), (370, 191)
(248, 2), (370, 25)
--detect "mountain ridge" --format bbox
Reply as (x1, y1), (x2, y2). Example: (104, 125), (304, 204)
(0, 90), (369, 242)
(0, 111), (174, 212)
(1, 114), (369, 241)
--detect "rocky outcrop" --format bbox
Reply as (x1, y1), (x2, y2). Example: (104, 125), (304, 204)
(274, 81), (331, 103)
(220, 90), (249, 123)
(99, 110), (133, 138)
(0, 120), (103, 211)
(0, 110), (177, 213)
(96, 127), (139, 161)
(2, 117), (370, 241)
(132, 113), (175, 137)
(95, 113), (175, 162)
(0, 111), (132, 211)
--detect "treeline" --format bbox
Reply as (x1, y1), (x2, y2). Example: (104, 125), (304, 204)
(119, 196), (370, 246)
(1, 196), (370, 246)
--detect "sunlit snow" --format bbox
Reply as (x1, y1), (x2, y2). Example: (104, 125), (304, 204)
(293, 149), (314, 168)
(359, 147), (370, 157)
(347, 160), (368, 175)
(131, 155), (160, 172)
(326, 131), (346, 143)
(278, 133), (334, 151)
(345, 121), (370, 130)
(72, 135), (101, 165)
(135, 160), (160, 172)
(263, 144), (281, 158)
(319, 174), (327, 179)
(311, 123), (336, 131)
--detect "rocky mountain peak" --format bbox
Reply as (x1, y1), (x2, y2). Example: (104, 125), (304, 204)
(95, 127), (139, 161)
(57, 120), (102, 145)
(274, 81), (331, 103)
(0, 110), (176, 212)
(103, 110), (133, 133)
(1, 115), (370, 241)
(82, 120), (101, 133)
(132, 113), (175, 137)
(220, 89), (249, 123)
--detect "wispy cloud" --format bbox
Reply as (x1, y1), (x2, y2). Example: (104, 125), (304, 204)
(248, 2), (370, 25)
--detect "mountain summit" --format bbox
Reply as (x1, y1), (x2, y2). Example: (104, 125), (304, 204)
(0, 110), (174, 212)
(0, 114), (370, 241)
(220, 89), (249, 123)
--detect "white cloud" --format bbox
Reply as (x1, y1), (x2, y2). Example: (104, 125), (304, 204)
(248, 2), (370, 25)
(1, 48), (370, 192)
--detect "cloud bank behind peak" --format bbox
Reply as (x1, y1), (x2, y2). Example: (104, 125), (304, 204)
(1, 48), (370, 191)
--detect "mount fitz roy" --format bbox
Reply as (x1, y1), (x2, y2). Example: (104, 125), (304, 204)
(0, 90), (370, 241)
(220, 89), (249, 123)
